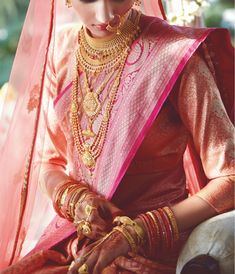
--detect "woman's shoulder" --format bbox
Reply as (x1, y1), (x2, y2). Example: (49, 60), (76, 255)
(140, 14), (209, 43)
(53, 24), (81, 55)
(56, 24), (81, 40)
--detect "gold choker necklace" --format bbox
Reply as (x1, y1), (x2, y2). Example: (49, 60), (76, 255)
(71, 10), (141, 172)
(78, 9), (141, 74)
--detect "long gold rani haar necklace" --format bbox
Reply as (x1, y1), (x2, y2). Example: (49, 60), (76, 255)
(71, 10), (141, 171)
(81, 70), (114, 138)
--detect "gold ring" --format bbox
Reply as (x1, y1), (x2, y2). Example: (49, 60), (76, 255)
(84, 204), (97, 217)
(78, 263), (89, 274)
(82, 221), (92, 235)
(75, 219), (92, 236)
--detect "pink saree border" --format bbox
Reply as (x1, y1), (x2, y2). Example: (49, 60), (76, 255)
(53, 82), (72, 107)
(107, 28), (213, 199)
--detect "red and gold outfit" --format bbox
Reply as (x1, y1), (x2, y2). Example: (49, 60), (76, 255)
(0, 2), (234, 274)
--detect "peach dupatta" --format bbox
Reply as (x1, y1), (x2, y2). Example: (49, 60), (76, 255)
(0, 0), (168, 268)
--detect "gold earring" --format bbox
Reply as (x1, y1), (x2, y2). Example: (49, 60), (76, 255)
(65, 0), (72, 8)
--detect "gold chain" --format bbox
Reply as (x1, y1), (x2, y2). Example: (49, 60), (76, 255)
(71, 10), (141, 172)
(78, 10), (141, 74)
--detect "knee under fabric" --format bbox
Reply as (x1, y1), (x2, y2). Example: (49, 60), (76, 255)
(180, 254), (220, 274)
(176, 210), (235, 274)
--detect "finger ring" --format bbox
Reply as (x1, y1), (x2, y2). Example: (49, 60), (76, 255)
(78, 263), (89, 274)
(82, 221), (92, 235)
(68, 260), (75, 271)
(85, 204), (97, 216)
(76, 219), (92, 236)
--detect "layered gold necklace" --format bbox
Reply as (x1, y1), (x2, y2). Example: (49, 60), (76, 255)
(71, 10), (141, 172)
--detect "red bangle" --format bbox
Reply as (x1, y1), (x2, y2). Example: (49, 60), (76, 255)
(139, 213), (158, 258)
(162, 206), (179, 242)
(152, 210), (165, 252)
(157, 208), (172, 250)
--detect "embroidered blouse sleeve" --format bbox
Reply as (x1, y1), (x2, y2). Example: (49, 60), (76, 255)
(177, 53), (234, 213)
(37, 49), (70, 196)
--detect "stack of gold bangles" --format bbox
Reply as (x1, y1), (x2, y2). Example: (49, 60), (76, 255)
(69, 207), (179, 273)
(111, 208), (179, 256)
(52, 180), (90, 222)
(113, 216), (146, 252)
(52, 180), (101, 239)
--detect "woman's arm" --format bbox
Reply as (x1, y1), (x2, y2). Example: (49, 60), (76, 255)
(170, 53), (234, 231)
(37, 49), (71, 198)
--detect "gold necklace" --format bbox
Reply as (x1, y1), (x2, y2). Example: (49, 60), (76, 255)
(78, 10), (141, 74)
(71, 10), (141, 172)
(81, 71), (114, 138)
(71, 58), (126, 170)
(79, 9), (141, 128)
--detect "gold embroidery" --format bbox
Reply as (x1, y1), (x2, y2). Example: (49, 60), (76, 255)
(27, 84), (40, 113)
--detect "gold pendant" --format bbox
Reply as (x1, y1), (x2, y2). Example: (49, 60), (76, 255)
(82, 128), (96, 138)
(82, 147), (96, 168)
(83, 92), (101, 118)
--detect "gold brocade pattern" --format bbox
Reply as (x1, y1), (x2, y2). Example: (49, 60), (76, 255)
(40, 23), (234, 214)
(177, 54), (234, 178)
(27, 84), (40, 113)
(113, 53), (234, 214)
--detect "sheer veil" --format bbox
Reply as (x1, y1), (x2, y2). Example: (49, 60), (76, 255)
(0, 0), (166, 268)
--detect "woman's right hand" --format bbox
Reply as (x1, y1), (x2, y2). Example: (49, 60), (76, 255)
(74, 193), (123, 240)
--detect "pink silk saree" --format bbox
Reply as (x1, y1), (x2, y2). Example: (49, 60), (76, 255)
(2, 16), (234, 274)
(0, 1), (234, 273)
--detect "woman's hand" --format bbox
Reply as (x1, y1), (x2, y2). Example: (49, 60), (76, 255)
(67, 228), (131, 274)
(74, 193), (123, 240)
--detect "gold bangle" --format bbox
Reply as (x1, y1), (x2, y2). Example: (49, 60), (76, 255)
(69, 187), (88, 218)
(63, 186), (88, 220)
(113, 216), (145, 245)
(55, 182), (75, 208)
(113, 226), (138, 253)
(60, 185), (77, 207)
(163, 207), (179, 241)
(146, 211), (160, 241)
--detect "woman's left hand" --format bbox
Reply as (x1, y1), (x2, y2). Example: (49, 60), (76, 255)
(67, 229), (131, 274)
(74, 193), (123, 240)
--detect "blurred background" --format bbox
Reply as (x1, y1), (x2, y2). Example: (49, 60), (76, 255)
(0, 0), (234, 88)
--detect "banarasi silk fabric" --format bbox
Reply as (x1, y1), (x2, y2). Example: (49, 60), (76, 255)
(0, 0), (234, 273)
(0, 0), (167, 268)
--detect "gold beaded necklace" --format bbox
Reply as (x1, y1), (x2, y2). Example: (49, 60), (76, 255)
(71, 10), (141, 172)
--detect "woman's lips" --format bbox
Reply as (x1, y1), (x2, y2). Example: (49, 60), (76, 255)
(93, 23), (108, 31)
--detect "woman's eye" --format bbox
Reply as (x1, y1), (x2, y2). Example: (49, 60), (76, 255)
(79, 0), (97, 3)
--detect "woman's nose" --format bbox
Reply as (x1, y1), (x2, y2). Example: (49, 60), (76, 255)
(95, 0), (113, 23)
